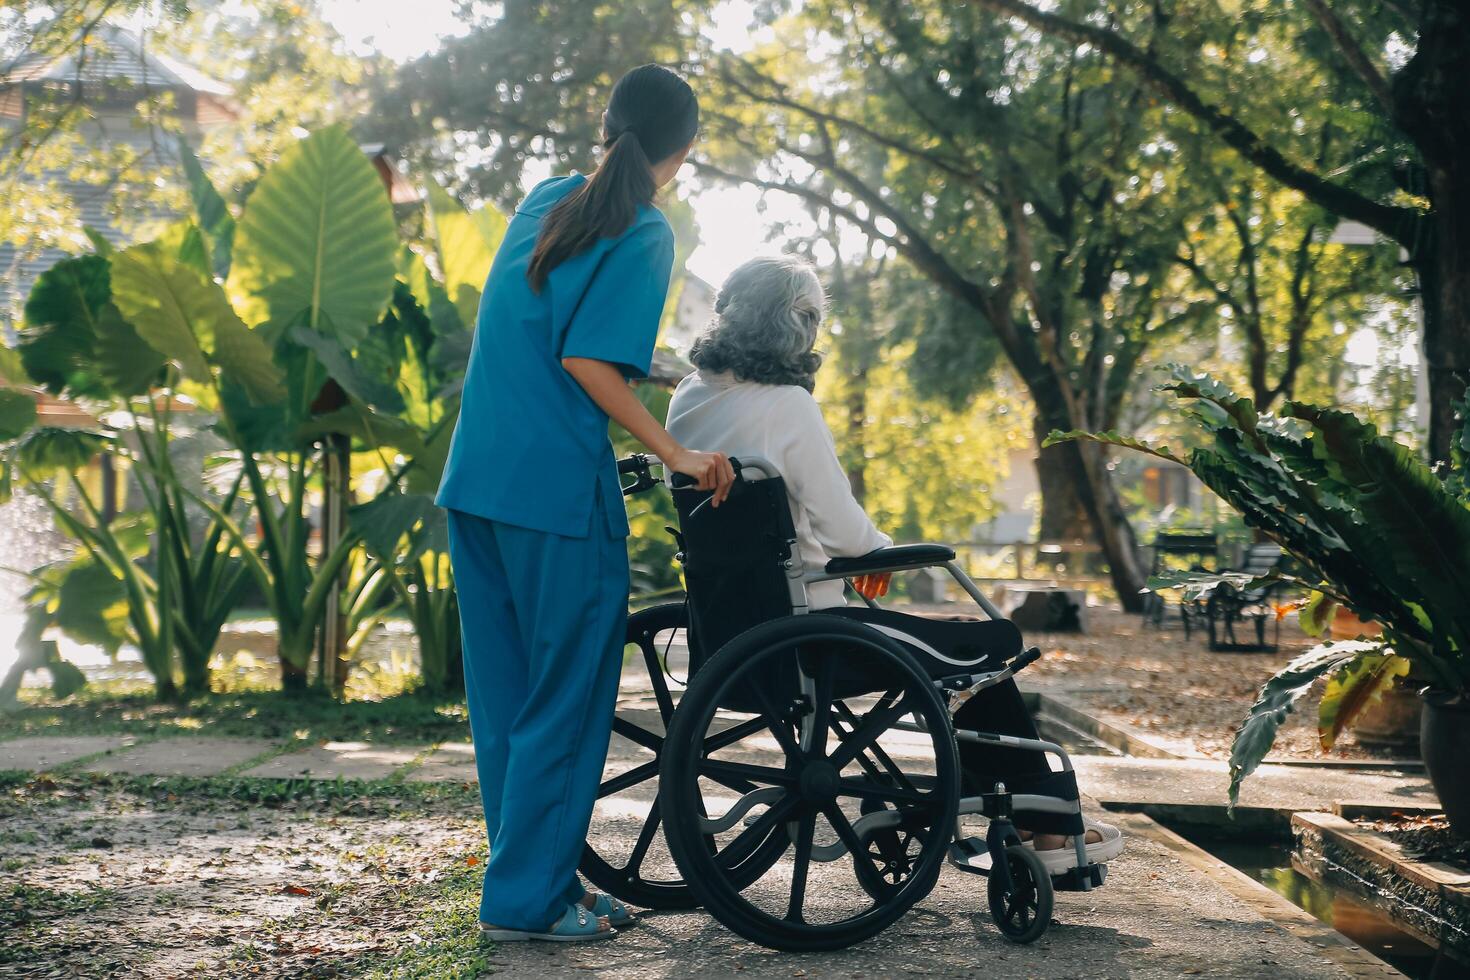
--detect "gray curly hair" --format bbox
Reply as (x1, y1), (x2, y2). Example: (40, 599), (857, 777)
(689, 255), (825, 391)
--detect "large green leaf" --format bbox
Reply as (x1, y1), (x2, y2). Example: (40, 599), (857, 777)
(426, 180), (505, 326)
(178, 141), (235, 279)
(11, 427), (110, 477)
(1228, 639), (1381, 807)
(18, 255), (118, 398)
(1299, 592), (1337, 637)
(290, 327), (406, 414)
(295, 403), (423, 452)
(1043, 428), (1182, 464)
(0, 389), (37, 441)
(54, 558), (128, 654)
(349, 490), (439, 560)
(45, 653), (87, 700)
(1291, 403), (1470, 655)
(93, 301), (168, 396)
(228, 126), (398, 346)
(405, 408), (456, 495)
(110, 242), (284, 404)
(1318, 652), (1409, 751)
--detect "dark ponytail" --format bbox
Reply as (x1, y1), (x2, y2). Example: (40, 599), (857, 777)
(528, 64), (698, 291)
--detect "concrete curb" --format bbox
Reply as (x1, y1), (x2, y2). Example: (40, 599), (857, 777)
(1116, 811), (1406, 979)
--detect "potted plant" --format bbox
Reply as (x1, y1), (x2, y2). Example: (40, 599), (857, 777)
(1048, 368), (1470, 832)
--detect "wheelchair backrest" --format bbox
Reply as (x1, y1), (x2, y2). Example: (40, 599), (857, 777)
(672, 466), (799, 672)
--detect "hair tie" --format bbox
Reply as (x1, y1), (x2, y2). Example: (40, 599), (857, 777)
(603, 127), (642, 149)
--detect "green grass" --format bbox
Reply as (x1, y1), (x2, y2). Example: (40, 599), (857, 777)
(356, 862), (497, 980)
(1, 681), (469, 744)
(0, 768), (479, 816)
(0, 881), (118, 965)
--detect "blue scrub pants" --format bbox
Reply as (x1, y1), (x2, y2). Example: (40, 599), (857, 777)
(447, 501), (628, 930)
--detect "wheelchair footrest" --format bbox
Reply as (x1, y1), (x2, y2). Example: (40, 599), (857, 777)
(948, 836), (1109, 888)
(1053, 862), (1108, 891)
(947, 836), (992, 875)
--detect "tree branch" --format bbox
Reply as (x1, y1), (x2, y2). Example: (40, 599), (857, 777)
(973, 0), (1421, 243)
(1300, 0), (1394, 115)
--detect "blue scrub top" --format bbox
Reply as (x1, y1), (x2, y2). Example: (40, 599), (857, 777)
(435, 174), (676, 538)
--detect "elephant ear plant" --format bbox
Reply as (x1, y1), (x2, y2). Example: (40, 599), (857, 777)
(1048, 367), (1470, 807)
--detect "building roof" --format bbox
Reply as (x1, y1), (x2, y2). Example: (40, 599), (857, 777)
(3, 23), (232, 98)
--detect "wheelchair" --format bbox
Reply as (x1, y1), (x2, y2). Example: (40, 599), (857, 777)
(580, 454), (1109, 952)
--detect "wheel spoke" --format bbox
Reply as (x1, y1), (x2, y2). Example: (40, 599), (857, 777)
(823, 803), (889, 900)
(785, 811), (815, 923)
(624, 798), (663, 879)
(804, 657), (833, 757)
(828, 695), (914, 770)
(612, 715), (663, 753)
(703, 715), (769, 753)
(699, 758), (799, 789)
(834, 702), (911, 793)
(836, 776), (932, 807)
(599, 759), (659, 798)
(748, 681), (805, 758)
(717, 792), (798, 867)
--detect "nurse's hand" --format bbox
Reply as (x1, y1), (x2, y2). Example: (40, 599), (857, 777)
(668, 448), (736, 507)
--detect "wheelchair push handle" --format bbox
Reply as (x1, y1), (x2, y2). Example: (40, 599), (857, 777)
(616, 453), (661, 497)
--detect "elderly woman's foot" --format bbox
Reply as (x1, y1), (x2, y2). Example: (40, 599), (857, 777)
(1022, 818), (1125, 873)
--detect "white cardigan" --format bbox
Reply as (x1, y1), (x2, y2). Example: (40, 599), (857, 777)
(665, 370), (892, 609)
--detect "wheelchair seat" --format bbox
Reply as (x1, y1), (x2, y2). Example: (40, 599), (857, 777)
(832, 607), (1023, 680)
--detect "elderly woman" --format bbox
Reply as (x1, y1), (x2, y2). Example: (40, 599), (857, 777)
(666, 255), (1122, 872)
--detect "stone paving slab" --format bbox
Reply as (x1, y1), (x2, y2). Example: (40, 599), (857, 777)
(405, 742), (478, 783)
(0, 734), (138, 770)
(1073, 755), (1437, 812)
(83, 737), (272, 778)
(239, 741), (422, 781)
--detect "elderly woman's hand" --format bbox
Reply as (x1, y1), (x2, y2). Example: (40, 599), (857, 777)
(852, 573), (891, 600)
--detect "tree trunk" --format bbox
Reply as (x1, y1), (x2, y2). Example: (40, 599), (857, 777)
(1028, 385), (1149, 612)
(846, 377), (868, 506)
(1419, 168), (1470, 463)
(1033, 420), (1089, 543)
(1392, 0), (1470, 462)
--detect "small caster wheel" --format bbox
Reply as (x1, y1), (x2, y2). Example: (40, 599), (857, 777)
(987, 844), (1053, 943)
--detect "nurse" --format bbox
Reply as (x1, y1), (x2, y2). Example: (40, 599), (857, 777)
(436, 64), (735, 943)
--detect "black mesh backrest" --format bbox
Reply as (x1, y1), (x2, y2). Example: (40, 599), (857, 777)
(673, 470), (798, 674)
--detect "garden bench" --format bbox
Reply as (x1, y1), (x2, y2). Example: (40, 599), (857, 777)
(1197, 541), (1285, 652)
(1142, 530), (1217, 633)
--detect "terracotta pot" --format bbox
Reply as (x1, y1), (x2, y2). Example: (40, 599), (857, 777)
(1421, 692), (1470, 838)
(1353, 686), (1423, 751)
(1330, 610), (1420, 751)
(1329, 608), (1382, 641)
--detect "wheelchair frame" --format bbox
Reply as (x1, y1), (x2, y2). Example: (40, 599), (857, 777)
(585, 453), (1107, 950)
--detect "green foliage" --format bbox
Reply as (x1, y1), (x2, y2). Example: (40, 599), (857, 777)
(109, 241), (285, 402)
(18, 255), (133, 399)
(177, 141), (235, 279)
(0, 392), (36, 442)
(425, 180), (505, 327)
(1318, 653), (1409, 752)
(1058, 369), (1470, 803)
(227, 125), (399, 345)
(1227, 639), (1381, 806)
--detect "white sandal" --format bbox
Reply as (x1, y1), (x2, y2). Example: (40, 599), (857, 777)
(1027, 818), (1124, 874)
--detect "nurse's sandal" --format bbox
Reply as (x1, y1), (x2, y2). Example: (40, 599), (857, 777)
(585, 891), (637, 928)
(479, 903), (616, 943)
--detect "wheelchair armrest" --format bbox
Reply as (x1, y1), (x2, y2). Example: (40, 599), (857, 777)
(825, 544), (957, 576)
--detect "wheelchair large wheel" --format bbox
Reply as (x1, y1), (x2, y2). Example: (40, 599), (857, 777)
(579, 602), (787, 910)
(661, 614), (960, 952)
